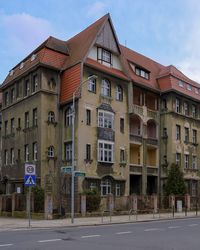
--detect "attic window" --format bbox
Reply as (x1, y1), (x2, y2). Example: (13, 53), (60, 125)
(135, 67), (149, 80)
(31, 54), (37, 61)
(195, 88), (199, 94)
(19, 62), (24, 69)
(187, 84), (192, 91)
(9, 70), (14, 76)
(178, 80), (184, 87)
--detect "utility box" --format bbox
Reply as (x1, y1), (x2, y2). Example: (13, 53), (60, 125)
(177, 200), (182, 212)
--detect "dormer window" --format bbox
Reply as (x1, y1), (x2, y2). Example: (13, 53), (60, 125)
(19, 62), (24, 69)
(178, 80), (184, 87)
(187, 84), (192, 91)
(195, 88), (199, 94)
(9, 70), (14, 76)
(97, 48), (112, 65)
(135, 67), (149, 80)
(31, 54), (37, 61)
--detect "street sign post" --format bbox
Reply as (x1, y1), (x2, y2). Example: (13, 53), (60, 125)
(24, 164), (36, 228)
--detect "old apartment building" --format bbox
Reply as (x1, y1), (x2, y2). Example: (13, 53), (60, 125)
(0, 13), (200, 211)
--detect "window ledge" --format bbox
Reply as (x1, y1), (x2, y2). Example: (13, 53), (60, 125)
(98, 161), (114, 166)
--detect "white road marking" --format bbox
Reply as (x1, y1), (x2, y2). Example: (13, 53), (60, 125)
(38, 239), (61, 243)
(0, 244), (13, 247)
(116, 231), (132, 235)
(188, 224), (198, 227)
(81, 235), (101, 238)
(168, 226), (181, 229)
(144, 228), (162, 232)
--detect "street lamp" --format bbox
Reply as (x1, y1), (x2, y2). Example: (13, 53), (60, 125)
(71, 75), (97, 223)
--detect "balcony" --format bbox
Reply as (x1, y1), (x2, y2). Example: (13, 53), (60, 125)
(129, 134), (142, 143)
(146, 138), (158, 146)
(147, 108), (159, 120)
(147, 166), (158, 176)
(97, 127), (115, 141)
(131, 104), (143, 116)
(129, 164), (143, 174)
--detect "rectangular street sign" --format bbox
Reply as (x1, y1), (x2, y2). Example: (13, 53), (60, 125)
(24, 175), (36, 186)
(61, 166), (72, 173)
(74, 171), (85, 177)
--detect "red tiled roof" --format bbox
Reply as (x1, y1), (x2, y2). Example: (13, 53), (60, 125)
(120, 44), (165, 91)
(85, 58), (129, 81)
(60, 63), (81, 104)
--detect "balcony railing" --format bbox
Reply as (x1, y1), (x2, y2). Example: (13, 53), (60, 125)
(146, 138), (158, 146)
(130, 164), (143, 174)
(132, 104), (144, 116)
(147, 108), (159, 120)
(129, 134), (142, 143)
(147, 166), (158, 176)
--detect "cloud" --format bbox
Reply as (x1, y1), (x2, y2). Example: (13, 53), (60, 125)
(86, 1), (107, 18)
(1, 12), (53, 52)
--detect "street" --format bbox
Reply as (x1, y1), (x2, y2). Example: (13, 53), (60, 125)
(0, 217), (200, 249)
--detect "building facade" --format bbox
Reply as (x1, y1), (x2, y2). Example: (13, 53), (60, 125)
(0, 14), (200, 212)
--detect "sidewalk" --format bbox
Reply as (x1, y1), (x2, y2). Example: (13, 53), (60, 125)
(0, 211), (199, 231)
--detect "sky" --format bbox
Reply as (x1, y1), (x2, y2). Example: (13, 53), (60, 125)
(0, 0), (200, 83)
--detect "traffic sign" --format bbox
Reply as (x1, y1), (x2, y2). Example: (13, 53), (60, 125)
(24, 175), (36, 186)
(25, 164), (36, 175)
(74, 171), (85, 177)
(61, 166), (72, 173)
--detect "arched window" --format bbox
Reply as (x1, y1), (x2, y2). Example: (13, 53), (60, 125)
(101, 178), (112, 196)
(48, 146), (54, 158)
(65, 106), (73, 126)
(101, 79), (111, 97)
(115, 85), (123, 101)
(48, 111), (55, 123)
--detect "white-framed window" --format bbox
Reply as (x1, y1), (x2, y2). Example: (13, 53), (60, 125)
(48, 111), (55, 123)
(11, 118), (15, 134)
(11, 148), (14, 165)
(32, 74), (38, 92)
(25, 112), (29, 128)
(98, 140), (114, 163)
(115, 183), (121, 196)
(33, 108), (37, 126)
(98, 110), (114, 129)
(178, 80), (184, 87)
(48, 146), (54, 158)
(184, 154), (189, 169)
(33, 142), (38, 161)
(24, 79), (29, 97)
(102, 49), (112, 64)
(101, 179), (111, 196)
(65, 142), (72, 161)
(24, 144), (29, 162)
(65, 106), (73, 126)
(4, 150), (8, 165)
(120, 148), (125, 163)
(175, 98), (180, 113)
(135, 67), (149, 79)
(101, 79), (111, 97)
(192, 156), (197, 169)
(187, 84), (192, 91)
(184, 127), (189, 143)
(176, 153), (181, 166)
(192, 105), (197, 118)
(90, 182), (97, 191)
(192, 129), (197, 144)
(88, 77), (96, 93)
(115, 85), (123, 101)
(176, 125), (181, 140)
(184, 102), (189, 116)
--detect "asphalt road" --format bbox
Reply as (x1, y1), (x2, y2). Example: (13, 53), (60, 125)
(0, 217), (200, 249)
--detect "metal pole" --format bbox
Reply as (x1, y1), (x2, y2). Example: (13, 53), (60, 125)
(71, 92), (75, 224)
(28, 186), (31, 228)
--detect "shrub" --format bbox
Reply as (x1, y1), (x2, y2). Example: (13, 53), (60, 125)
(83, 189), (101, 212)
(32, 185), (44, 212)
